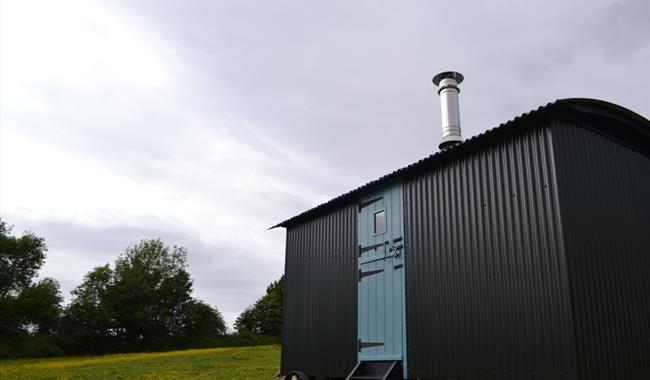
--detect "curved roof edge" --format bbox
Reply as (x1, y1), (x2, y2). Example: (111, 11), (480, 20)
(558, 98), (650, 139)
(272, 98), (649, 229)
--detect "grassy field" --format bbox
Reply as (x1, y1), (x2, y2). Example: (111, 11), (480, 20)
(0, 345), (280, 379)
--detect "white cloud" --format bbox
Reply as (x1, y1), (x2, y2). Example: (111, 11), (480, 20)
(1, 0), (170, 93)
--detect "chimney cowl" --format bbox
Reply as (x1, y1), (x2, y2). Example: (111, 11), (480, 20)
(433, 71), (464, 151)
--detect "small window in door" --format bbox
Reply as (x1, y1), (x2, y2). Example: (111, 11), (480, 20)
(374, 210), (386, 234)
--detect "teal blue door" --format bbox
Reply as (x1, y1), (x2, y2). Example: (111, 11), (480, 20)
(357, 182), (407, 370)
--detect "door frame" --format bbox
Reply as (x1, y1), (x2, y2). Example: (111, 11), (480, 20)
(357, 181), (408, 377)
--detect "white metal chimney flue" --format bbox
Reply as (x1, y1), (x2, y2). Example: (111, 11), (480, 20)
(433, 71), (464, 150)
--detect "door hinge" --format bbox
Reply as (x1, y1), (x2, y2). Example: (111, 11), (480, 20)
(358, 242), (386, 256)
(359, 269), (384, 281)
(358, 339), (384, 352)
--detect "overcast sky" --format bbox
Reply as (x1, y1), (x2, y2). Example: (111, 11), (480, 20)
(1, 0), (648, 328)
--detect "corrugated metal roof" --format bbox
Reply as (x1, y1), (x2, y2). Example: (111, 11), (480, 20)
(272, 98), (650, 229)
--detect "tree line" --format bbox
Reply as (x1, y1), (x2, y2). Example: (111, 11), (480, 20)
(0, 219), (283, 358)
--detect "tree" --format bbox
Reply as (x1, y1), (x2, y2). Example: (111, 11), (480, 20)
(62, 239), (227, 354)
(0, 220), (47, 298)
(183, 300), (226, 339)
(105, 239), (196, 349)
(17, 278), (62, 334)
(235, 275), (284, 336)
(62, 265), (114, 354)
(234, 305), (257, 333)
(0, 219), (62, 358)
(60, 238), (228, 354)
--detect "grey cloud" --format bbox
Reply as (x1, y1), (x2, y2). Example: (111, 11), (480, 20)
(14, 0), (647, 194)
(112, 0), (649, 176)
(581, 0), (650, 59)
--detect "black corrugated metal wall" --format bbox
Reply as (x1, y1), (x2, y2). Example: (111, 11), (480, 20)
(403, 125), (577, 379)
(281, 203), (358, 377)
(553, 122), (650, 379)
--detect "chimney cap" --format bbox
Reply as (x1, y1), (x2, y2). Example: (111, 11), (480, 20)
(432, 71), (464, 86)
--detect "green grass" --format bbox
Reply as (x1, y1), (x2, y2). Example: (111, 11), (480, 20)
(0, 345), (280, 379)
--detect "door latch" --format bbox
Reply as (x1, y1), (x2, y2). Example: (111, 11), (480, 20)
(388, 243), (404, 257)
